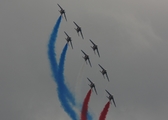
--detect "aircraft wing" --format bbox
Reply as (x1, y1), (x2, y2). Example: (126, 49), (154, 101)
(87, 78), (92, 84)
(81, 50), (87, 56)
(98, 64), (104, 70)
(64, 31), (68, 37)
(88, 58), (92, 67)
(80, 31), (84, 39)
(96, 48), (100, 57)
(73, 21), (79, 27)
(70, 41), (73, 49)
(57, 4), (63, 10)
(64, 13), (67, 21)
(89, 39), (95, 45)
(112, 98), (116, 107)
(94, 86), (98, 95)
(106, 73), (109, 81)
(105, 90), (111, 96)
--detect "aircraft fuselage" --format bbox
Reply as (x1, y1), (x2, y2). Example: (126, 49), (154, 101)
(101, 70), (107, 75)
(108, 96), (113, 101)
(84, 55), (89, 61)
(59, 9), (65, 15)
(76, 27), (81, 32)
(66, 37), (71, 42)
(90, 83), (95, 88)
(92, 45), (97, 50)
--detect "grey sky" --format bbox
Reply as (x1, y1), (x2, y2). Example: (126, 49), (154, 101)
(0, 0), (168, 120)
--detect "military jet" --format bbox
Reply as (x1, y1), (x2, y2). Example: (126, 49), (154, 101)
(105, 90), (116, 107)
(90, 39), (100, 57)
(73, 21), (84, 39)
(57, 4), (67, 21)
(87, 78), (97, 95)
(64, 31), (73, 49)
(81, 50), (92, 67)
(98, 64), (109, 81)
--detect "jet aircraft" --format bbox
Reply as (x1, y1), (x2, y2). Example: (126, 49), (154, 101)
(105, 90), (116, 107)
(81, 50), (92, 67)
(64, 31), (73, 49)
(73, 21), (84, 39)
(98, 64), (109, 81)
(90, 39), (100, 57)
(87, 78), (97, 95)
(57, 4), (67, 21)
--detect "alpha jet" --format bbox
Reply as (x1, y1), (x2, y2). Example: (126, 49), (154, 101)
(90, 39), (100, 57)
(81, 50), (92, 67)
(87, 78), (97, 95)
(73, 21), (84, 39)
(105, 90), (116, 107)
(64, 31), (73, 49)
(57, 4), (67, 21)
(98, 64), (109, 81)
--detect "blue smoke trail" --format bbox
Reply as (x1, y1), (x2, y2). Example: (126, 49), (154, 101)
(58, 43), (76, 106)
(57, 79), (77, 120)
(48, 16), (61, 72)
(58, 43), (68, 77)
(87, 112), (93, 120)
(48, 16), (78, 120)
(57, 44), (77, 120)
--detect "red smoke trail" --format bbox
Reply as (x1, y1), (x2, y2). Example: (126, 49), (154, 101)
(81, 89), (92, 120)
(99, 101), (110, 120)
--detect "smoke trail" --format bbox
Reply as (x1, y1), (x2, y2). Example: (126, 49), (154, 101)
(56, 80), (77, 120)
(87, 112), (93, 120)
(75, 62), (93, 120)
(99, 102), (110, 120)
(48, 16), (61, 72)
(58, 43), (76, 106)
(48, 16), (77, 120)
(57, 43), (77, 119)
(75, 62), (85, 102)
(58, 43), (68, 75)
(81, 89), (92, 120)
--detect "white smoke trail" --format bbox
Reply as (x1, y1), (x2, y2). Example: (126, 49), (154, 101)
(75, 61), (85, 103)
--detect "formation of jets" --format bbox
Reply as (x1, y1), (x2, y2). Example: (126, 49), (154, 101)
(57, 4), (116, 108)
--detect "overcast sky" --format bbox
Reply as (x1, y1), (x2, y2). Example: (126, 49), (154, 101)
(0, 0), (168, 120)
